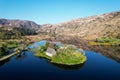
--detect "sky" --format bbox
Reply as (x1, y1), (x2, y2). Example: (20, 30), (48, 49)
(0, 0), (120, 24)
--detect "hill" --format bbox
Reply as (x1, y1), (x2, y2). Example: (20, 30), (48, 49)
(0, 19), (40, 29)
(40, 11), (120, 40)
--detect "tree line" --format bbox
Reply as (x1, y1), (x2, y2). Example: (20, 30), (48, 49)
(0, 27), (38, 40)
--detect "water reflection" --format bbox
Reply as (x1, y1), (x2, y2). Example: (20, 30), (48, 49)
(0, 59), (9, 67)
(47, 61), (85, 70)
(15, 52), (27, 60)
(90, 46), (120, 63)
(37, 57), (85, 70)
(0, 40), (120, 80)
(0, 51), (28, 67)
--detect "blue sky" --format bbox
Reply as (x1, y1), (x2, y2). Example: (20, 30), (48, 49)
(0, 0), (120, 24)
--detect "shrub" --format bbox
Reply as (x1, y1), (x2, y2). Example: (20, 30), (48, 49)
(117, 34), (120, 39)
(0, 43), (9, 56)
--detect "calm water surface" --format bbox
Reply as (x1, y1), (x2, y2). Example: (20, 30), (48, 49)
(0, 40), (120, 80)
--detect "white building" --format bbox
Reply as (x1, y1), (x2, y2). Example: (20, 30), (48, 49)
(46, 47), (56, 57)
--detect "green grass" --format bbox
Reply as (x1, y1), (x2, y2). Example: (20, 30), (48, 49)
(34, 45), (86, 65)
(0, 40), (19, 48)
(7, 43), (19, 49)
(51, 51), (86, 65)
(96, 38), (120, 43)
(35, 47), (51, 60)
(0, 44), (2, 47)
(91, 38), (120, 46)
(0, 40), (20, 57)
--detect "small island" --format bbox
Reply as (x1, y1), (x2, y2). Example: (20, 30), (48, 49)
(35, 41), (87, 65)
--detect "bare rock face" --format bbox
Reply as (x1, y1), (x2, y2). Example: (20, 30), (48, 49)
(0, 19), (40, 29)
(40, 11), (120, 40)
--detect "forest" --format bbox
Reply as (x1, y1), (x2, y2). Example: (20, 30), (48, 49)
(0, 27), (37, 39)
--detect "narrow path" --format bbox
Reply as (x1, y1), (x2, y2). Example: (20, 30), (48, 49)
(0, 52), (18, 61)
(0, 44), (26, 61)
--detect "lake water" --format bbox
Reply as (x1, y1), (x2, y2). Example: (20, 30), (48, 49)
(0, 40), (120, 80)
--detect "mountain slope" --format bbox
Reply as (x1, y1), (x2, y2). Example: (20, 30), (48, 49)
(40, 11), (120, 40)
(0, 19), (40, 29)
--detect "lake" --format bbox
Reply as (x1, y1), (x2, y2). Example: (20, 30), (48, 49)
(0, 40), (120, 80)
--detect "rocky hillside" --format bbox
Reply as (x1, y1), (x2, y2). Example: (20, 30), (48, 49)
(40, 11), (120, 40)
(0, 19), (40, 29)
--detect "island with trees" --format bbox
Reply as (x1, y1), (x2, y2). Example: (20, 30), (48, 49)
(35, 41), (87, 65)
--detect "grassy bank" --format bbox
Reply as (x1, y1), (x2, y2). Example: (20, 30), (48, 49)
(35, 44), (86, 65)
(0, 40), (20, 57)
(90, 38), (120, 46)
(0, 39), (31, 60)
(0, 38), (31, 57)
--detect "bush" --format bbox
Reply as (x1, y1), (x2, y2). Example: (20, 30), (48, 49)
(96, 37), (117, 43)
(0, 43), (9, 56)
(117, 34), (120, 39)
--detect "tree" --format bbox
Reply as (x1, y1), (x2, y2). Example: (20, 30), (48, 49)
(0, 43), (8, 56)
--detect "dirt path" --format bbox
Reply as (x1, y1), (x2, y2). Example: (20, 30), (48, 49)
(0, 52), (19, 61)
